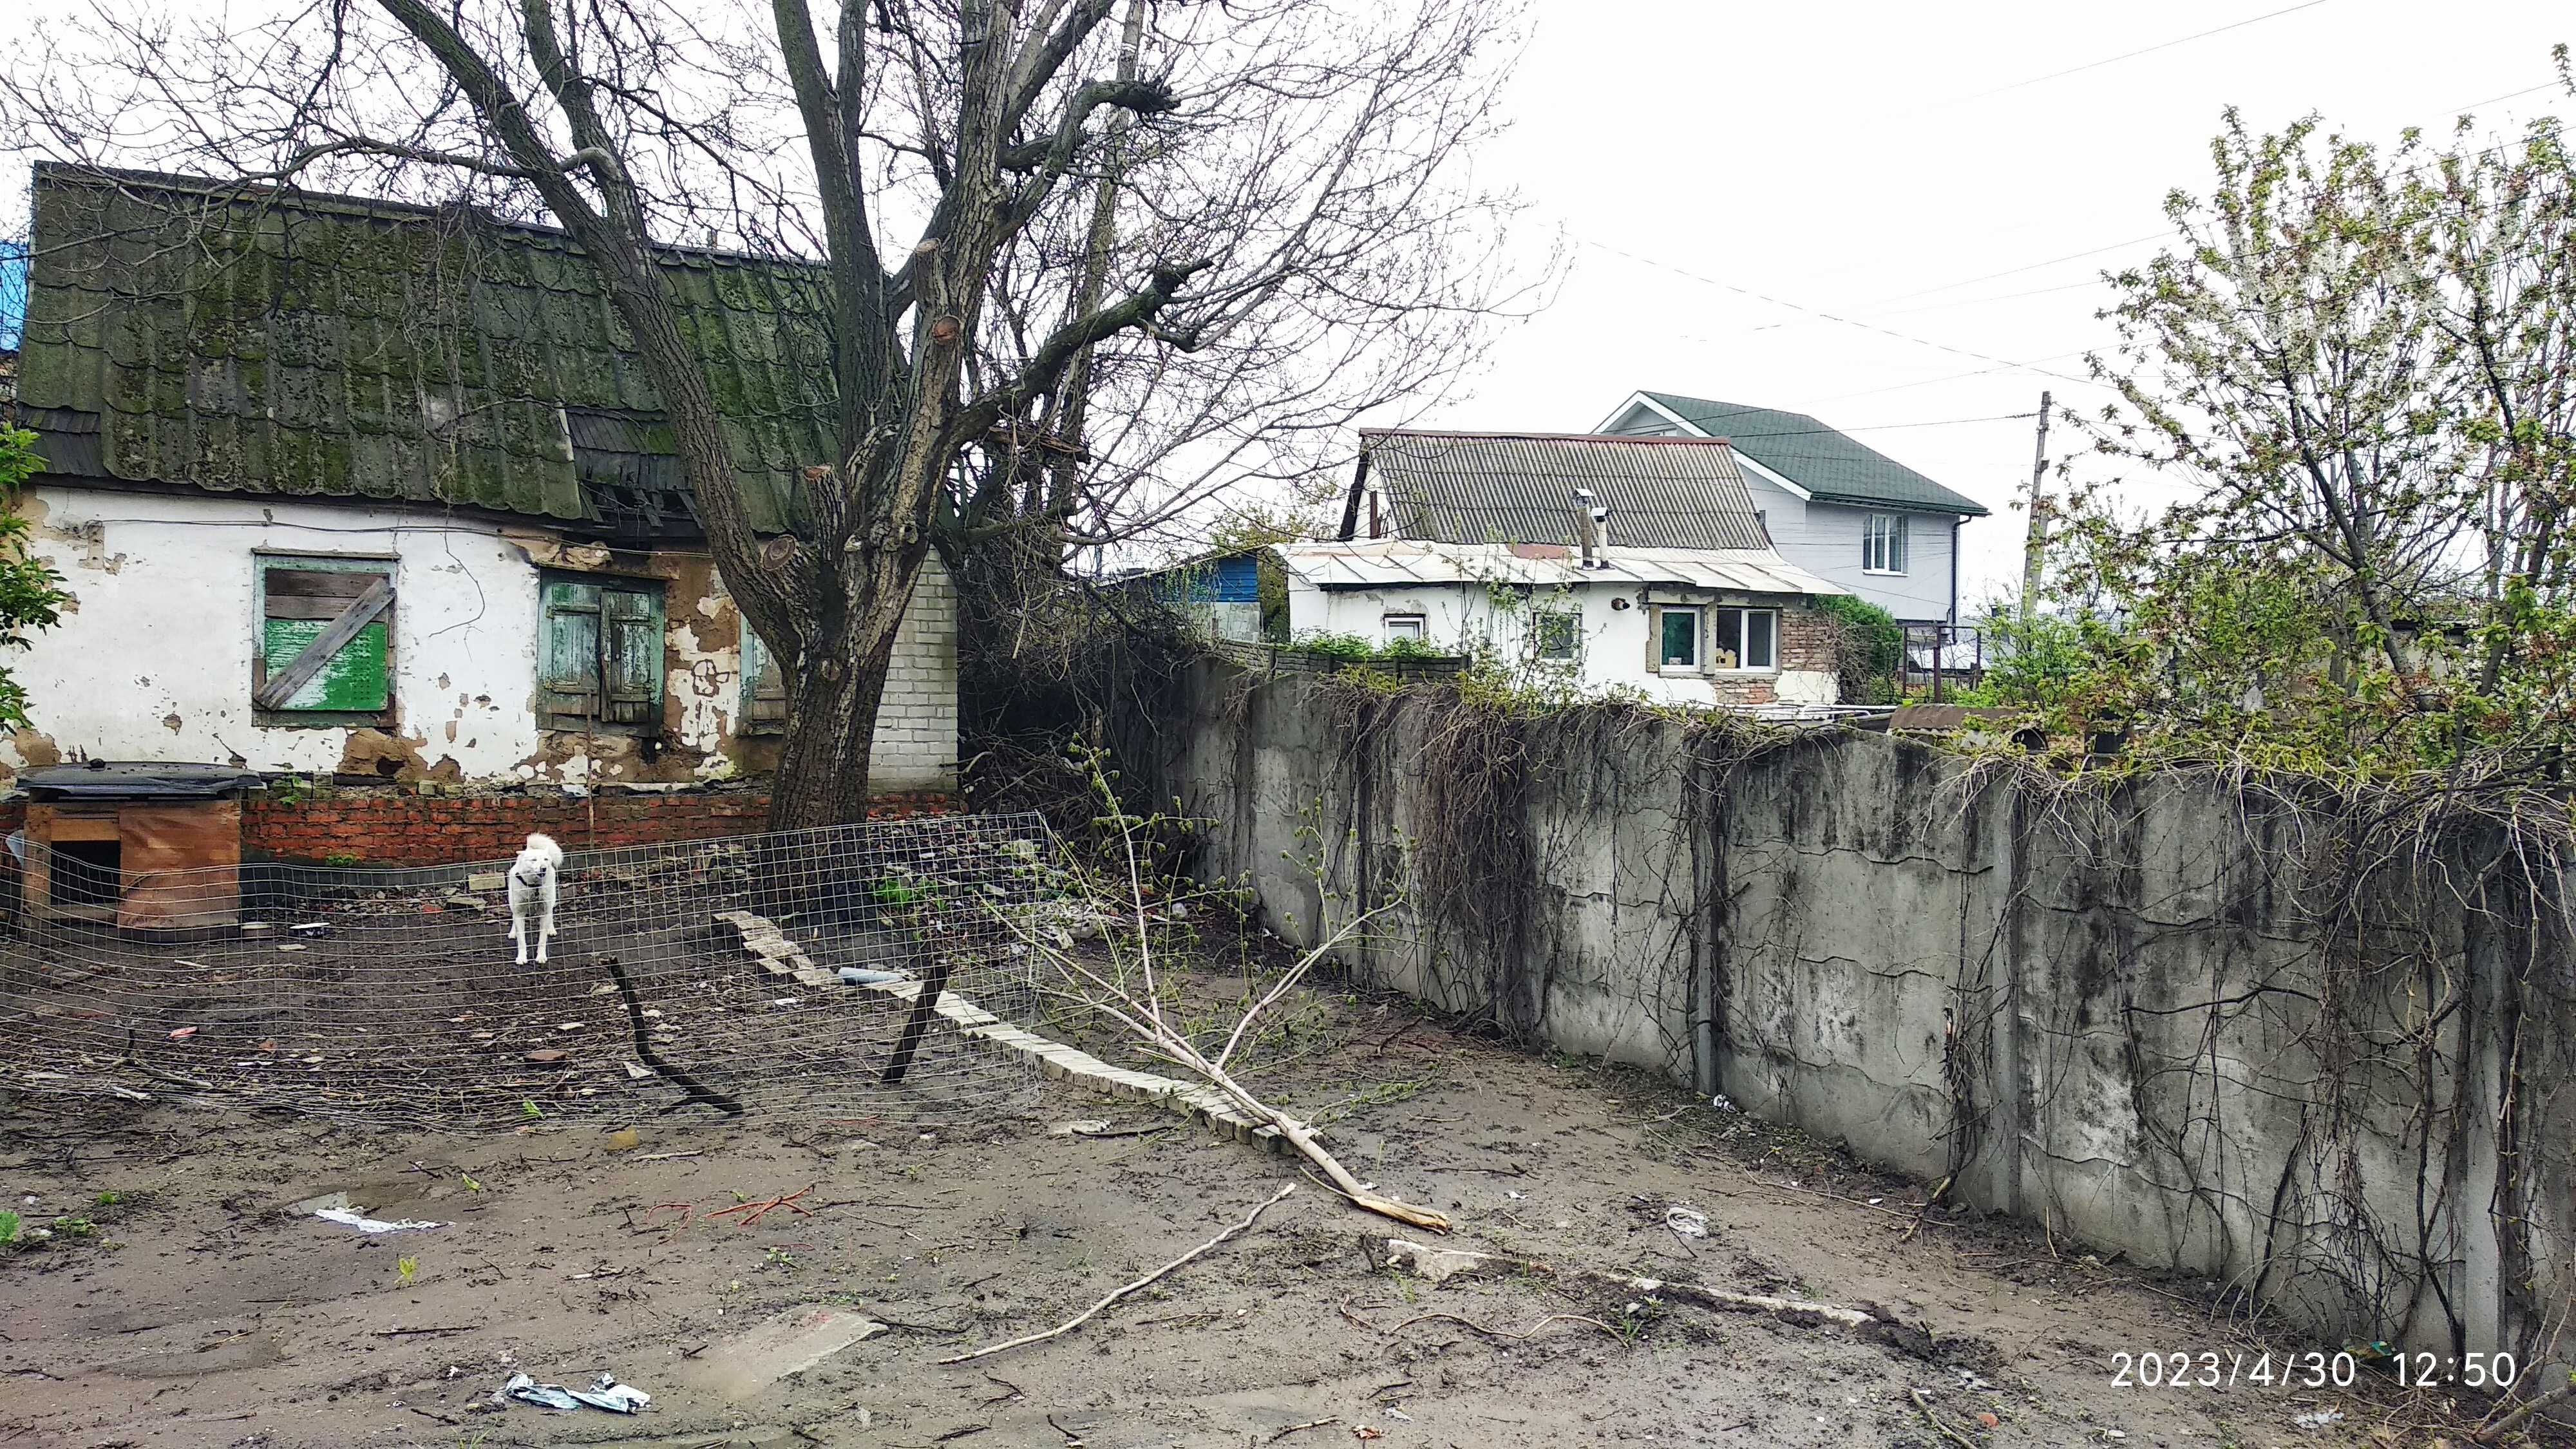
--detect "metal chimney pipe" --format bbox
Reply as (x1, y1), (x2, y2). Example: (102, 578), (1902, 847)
(1573, 488), (1599, 567)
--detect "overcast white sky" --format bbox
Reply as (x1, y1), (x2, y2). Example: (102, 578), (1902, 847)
(3, 0), (2564, 604)
(1426, 0), (2570, 609)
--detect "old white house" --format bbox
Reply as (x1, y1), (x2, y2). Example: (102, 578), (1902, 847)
(4, 166), (956, 793)
(1282, 430), (1848, 708)
(1596, 391), (1990, 627)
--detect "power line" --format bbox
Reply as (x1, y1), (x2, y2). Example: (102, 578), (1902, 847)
(1875, 276), (2121, 319)
(1927, 0), (2331, 109)
(1854, 233), (2166, 309)
(1848, 78), (2564, 312)
(1578, 237), (2094, 388)
(1718, 413), (2040, 440)
(1797, 352), (2097, 406)
(2442, 80), (2568, 115)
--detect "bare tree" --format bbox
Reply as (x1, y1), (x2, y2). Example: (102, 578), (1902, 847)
(1, 0), (1528, 826)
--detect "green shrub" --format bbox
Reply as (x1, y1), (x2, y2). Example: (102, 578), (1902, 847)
(1813, 596), (1904, 705)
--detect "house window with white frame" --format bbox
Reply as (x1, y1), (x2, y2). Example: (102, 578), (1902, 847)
(1710, 607), (1777, 671)
(1654, 603), (1777, 673)
(1862, 513), (1909, 574)
(1383, 613), (1426, 643)
(1654, 606), (1700, 670)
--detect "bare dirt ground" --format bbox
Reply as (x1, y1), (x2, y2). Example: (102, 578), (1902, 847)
(0, 954), (2543, 1449)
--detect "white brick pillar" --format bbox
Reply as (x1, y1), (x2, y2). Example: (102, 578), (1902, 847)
(866, 556), (961, 792)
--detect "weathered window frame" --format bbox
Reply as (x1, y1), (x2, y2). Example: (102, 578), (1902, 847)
(251, 552), (398, 728)
(738, 625), (790, 735)
(1532, 609), (1582, 661)
(536, 571), (667, 736)
(1383, 613), (1426, 643)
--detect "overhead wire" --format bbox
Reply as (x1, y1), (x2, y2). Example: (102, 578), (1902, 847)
(1917, 0), (2333, 111)
(1577, 237), (2094, 389)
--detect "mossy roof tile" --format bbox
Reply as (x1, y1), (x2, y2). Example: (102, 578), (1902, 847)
(17, 164), (833, 527)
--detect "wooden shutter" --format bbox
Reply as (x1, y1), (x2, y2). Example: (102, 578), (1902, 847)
(740, 627), (790, 734)
(538, 575), (664, 731)
(601, 585), (664, 726)
(538, 578), (603, 723)
(256, 562), (393, 714)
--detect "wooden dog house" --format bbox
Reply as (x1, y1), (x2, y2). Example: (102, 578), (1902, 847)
(16, 764), (261, 931)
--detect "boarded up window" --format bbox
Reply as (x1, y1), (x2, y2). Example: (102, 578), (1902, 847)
(539, 574), (666, 733)
(254, 556), (395, 719)
(739, 626), (789, 735)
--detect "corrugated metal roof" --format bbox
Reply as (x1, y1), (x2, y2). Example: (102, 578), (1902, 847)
(1274, 540), (1846, 596)
(1638, 392), (1991, 516)
(14, 164), (832, 531)
(1358, 430), (1770, 550)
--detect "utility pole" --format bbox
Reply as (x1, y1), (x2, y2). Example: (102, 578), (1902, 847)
(2018, 391), (2052, 625)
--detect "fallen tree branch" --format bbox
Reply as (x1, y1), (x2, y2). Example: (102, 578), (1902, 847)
(1372, 1307), (1622, 1342)
(938, 1184), (1296, 1363)
(1001, 768), (1448, 1234)
(1909, 1388), (1984, 1449)
(2475, 1379), (2575, 1443)
(603, 955), (743, 1117)
(706, 1185), (813, 1226)
(1361, 1236), (1877, 1329)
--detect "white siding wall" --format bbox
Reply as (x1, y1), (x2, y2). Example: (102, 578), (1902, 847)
(1765, 495), (1956, 623)
(1605, 399), (1962, 624)
(6, 488), (958, 790)
(1283, 578), (1835, 705)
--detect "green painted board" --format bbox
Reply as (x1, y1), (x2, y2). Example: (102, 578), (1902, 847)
(261, 618), (389, 711)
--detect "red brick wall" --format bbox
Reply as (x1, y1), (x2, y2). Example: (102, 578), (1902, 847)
(1703, 605), (1840, 706)
(242, 788), (954, 866)
(1780, 605), (1839, 674)
(1707, 676), (1777, 705)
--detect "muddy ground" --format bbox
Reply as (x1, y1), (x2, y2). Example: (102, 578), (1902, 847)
(0, 956), (2548, 1449)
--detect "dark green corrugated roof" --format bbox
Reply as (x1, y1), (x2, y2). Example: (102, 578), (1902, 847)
(1639, 392), (1990, 516)
(15, 164), (834, 532)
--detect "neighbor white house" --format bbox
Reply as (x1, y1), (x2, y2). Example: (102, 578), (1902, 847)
(3, 165), (956, 793)
(1596, 391), (1990, 627)
(1281, 430), (1849, 708)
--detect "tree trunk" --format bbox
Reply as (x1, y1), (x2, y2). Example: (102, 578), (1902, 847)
(764, 540), (931, 831)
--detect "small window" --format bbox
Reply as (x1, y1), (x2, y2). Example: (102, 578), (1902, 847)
(739, 626), (790, 735)
(539, 573), (667, 734)
(1711, 607), (1778, 671)
(1383, 614), (1426, 642)
(1863, 513), (1909, 574)
(1755, 509), (1772, 544)
(1656, 607), (1700, 670)
(1534, 611), (1580, 661)
(254, 554), (395, 723)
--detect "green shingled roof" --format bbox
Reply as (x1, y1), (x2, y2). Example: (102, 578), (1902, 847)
(15, 164), (835, 532)
(1639, 392), (1991, 516)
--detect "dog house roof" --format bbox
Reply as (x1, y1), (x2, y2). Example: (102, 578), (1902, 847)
(15, 762), (265, 801)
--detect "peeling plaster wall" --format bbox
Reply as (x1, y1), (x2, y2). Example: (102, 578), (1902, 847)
(6, 489), (958, 791)
(1171, 661), (2575, 1355)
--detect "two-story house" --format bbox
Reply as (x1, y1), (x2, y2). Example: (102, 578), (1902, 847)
(1596, 391), (1989, 627)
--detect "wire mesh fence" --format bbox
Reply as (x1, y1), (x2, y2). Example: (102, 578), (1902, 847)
(0, 813), (1048, 1128)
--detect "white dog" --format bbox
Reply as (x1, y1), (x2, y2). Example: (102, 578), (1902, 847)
(506, 833), (564, 965)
